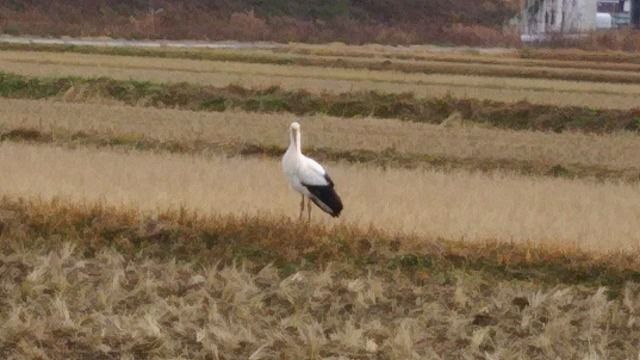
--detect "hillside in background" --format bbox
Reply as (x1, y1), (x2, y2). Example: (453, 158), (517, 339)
(0, 0), (521, 45)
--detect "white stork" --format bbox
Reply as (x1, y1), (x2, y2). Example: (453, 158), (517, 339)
(282, 122), (343, 221)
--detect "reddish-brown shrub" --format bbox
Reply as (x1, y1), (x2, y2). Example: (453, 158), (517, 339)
(228, 11), (269, 41)
(268, 16), (316, 43)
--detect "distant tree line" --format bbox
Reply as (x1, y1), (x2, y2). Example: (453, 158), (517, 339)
(0, 0), (522, 45)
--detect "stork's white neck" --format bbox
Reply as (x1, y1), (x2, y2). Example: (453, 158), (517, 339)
(289, 128), (301, 154)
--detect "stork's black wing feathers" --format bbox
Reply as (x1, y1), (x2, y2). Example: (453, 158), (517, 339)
(323, 173), (334, 187)
(302, 173), (343, 217)
(305, 185), (343, 217)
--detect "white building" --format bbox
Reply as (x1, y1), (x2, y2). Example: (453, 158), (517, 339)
(522, 0), (598, 35)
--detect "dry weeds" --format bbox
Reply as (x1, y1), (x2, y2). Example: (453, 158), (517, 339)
(1, 50), (640, 109)
(1, 98), (640, 173)
(0, 235), (640, 359)
(2, 240), (640, 359)
(0, 142), (639, 252)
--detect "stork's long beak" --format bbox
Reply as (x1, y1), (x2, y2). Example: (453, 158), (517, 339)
(291, 128), (298, 147)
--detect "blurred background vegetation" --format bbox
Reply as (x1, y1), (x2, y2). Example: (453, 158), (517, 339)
(0, 0), (521, 45)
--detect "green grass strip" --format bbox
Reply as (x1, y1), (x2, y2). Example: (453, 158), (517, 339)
(0, 71), (639, 133)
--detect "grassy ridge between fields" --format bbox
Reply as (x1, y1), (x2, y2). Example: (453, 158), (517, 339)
(2, 127), (639, 183)
(0, 197), (639, 299)
(1, 72), (639, 133)
(4, 43), (640, 85)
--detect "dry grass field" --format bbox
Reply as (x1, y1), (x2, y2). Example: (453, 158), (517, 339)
(0, 142), (639, 252)
(2, 50), (640, 109)
(1, 43), (640, 358)
(1, 198), (640, 359)
(1, 98), (640, 176)
(8, 42), (640, 77)
(3, 241), (640, 359)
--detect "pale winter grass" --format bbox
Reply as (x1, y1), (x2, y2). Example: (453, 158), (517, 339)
(1, 50), (640, 109)
(5, 49), (640, 95)
(14, 41), (640, 80)
(2, 98), (640, 171)
(288, 42), (517, 57)
(0, 142), (639, 252)
(229, 44), (640, 73)
(282, 46), (640, 81)
(9, 44), (640, 84)
(2, 243), (638, 358)
(125, 42), (638, 77)
(285, 42), (640, 71)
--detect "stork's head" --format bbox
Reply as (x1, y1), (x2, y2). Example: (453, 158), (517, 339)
(289, 122), (301, 149)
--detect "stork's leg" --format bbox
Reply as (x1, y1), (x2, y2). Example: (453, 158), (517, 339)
(299, 194), (305, 220)
(307, 196), (312, 222)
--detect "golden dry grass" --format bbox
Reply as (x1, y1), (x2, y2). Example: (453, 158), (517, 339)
(1, 50), (640, 109)
(286, 43), (519, 60)
(0, 141), (639, 252)
(2, 98), (639, 172)
(282, 46), (640, 82)
(190, 43), (640, 73)
(3, 240), (639, 359)
(0, 196), (638, 358)
(2, 41), (640, 360)
(286, 42), (640, 69)
(9, 43), (640, 84)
